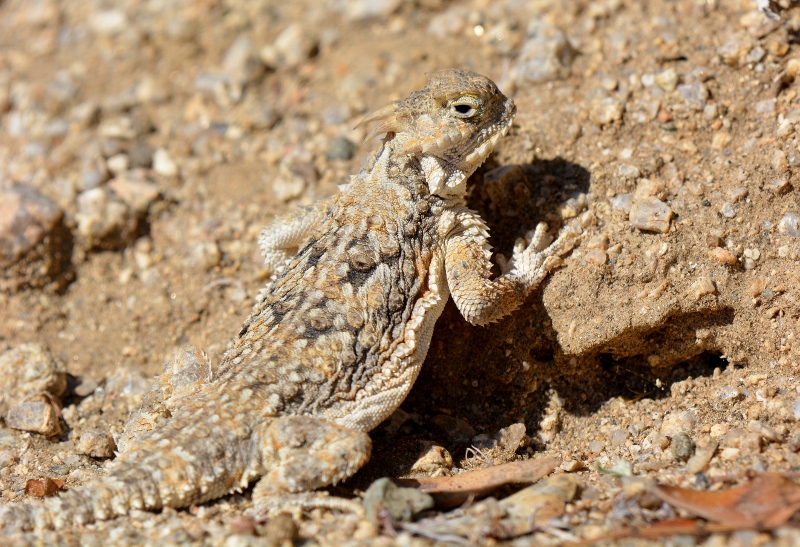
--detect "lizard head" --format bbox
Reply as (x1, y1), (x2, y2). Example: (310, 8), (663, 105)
(358, 68), (516, 197)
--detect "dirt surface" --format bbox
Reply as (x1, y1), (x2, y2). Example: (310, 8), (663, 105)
(2, 0), (800, 544)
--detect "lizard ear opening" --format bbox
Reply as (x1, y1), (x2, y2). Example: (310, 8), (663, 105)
(355, 103), (405, 144)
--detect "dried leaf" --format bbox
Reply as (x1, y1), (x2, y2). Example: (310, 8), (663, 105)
(24, 477), (64, 498)
(655, 472), (800, 529)
(396, 457), (560, 509)
(24, 479), (45, 497)
(565, 518), (760, 546)
(566, 473), (800, 546)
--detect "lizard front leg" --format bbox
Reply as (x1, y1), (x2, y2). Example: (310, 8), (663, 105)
(252, 416), (371, 517)
(259, 201), (332, 275)
(444, 209), (579, 326)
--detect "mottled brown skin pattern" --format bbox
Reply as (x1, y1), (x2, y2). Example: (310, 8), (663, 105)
(0, 69), (578, 533)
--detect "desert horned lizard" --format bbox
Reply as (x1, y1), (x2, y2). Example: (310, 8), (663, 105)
(0, 68), (578, 532)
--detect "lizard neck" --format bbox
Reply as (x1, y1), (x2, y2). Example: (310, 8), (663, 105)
(360, 135), (469, 200)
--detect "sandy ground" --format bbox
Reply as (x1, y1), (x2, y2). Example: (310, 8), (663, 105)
(2, 0), (800, 544)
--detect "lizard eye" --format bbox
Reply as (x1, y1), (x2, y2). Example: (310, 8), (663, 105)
(449, 97), (480, 118)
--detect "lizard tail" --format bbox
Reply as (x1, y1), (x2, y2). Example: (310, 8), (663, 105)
(0, 464), (155, 531)
(1, 424), (257, 532)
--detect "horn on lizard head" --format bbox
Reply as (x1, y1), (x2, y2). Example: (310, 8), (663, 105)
(355, 102), (409, 144)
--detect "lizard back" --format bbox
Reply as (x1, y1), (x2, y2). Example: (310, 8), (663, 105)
(223, 162), (445, 432)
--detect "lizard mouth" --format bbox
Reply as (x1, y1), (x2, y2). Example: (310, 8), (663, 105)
(462, 101), (516, 166)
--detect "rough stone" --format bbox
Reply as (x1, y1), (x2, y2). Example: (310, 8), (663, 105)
(77, 430), (117, 459)
(75, 187), (138, 249)
(0, 343), (67, 402)
(362, 477), (433, 524)
(410, 442), (453, 477)
(515, 22), (576, 84)
(0, 185), (70, 291)
(629, 197), (672, 233)
(670, 432), (696, 461)
(661, 411), (696, 438)
(5, 401), (61, 436)
(326, 136), (357, 161)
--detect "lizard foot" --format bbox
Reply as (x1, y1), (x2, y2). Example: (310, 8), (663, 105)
(252, 489), (365, 519)
(510, 223), (580, 286)
(254, 416), (371, 517)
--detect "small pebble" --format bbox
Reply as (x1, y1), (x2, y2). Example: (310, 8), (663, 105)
(720, 202), (735, 218)
(710, 423), (729, 437)
(0, 343), (67, 400)
(610, 193), (633, 214)
(742, 248), (760, 261)
(747, 420), (781, 442)
(108, 176), (159, 214)
(560, 459), (583, 472)
(660, 411), (696, 437)
(709, 247), (737, 265)
(0, 186), (67, 290)
(777, 212), (800, 236)
(711, 132), (732, 150)
(584, 248), (607, 265)
(727, 187), (748, 202)
(0, 450), (16, 468)
(739, 432), (762, 455)
(75, 187), (136, 248)
(791, 397), (800, 419)
(493, 423), (527, 451)
(362, 477), (433, 524)
(188, 241), (222, 270)
(610, 429), (628, 447)
(515, 22), (576, 84)
(500, 474), (579, 521)
(590, 97), (625, 125)
(260, 24), (316, 68)
(716, 385), (743, 402)
(410, 442), (453, 477)
(152, 148), (179, 177)
(718, 32), (754, 68)
(634, 179), (666, 201)
(106, 153), (130, 176)
(326, 136), (357, 161)
(629, 197), (672, 233)
(686, 439), (717, 473)
(688, 275), (716, 300)
(678, 82), (708, 111)
(77, 429), (116, 458)
(654, 68), (678, 92)
(720, 447), (740, 461)
(754, 99), (775, 114)
(6, 401), (61, 436)
(222, 37), (264, 86)
(703, 103), (718, 121)
(764, 178), (791, 194)
(670, 432), (696, 462)
(337, 0), (403, 21)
